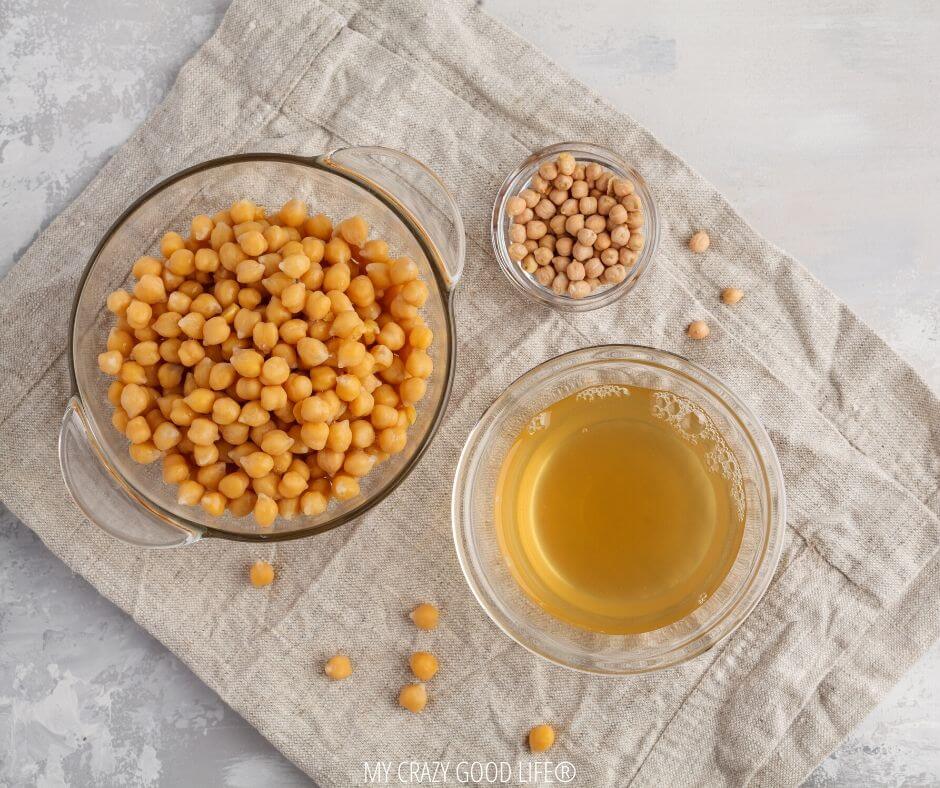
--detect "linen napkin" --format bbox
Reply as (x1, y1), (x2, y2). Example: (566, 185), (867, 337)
(0, 0), (937, 785)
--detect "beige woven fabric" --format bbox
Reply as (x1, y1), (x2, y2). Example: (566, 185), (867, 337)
(1, 0), (938, 785)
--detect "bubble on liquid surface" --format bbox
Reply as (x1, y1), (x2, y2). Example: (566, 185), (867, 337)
(576, 384), (631, 402)
(650, 391), (746, 522)
(527, 410), (551, 434)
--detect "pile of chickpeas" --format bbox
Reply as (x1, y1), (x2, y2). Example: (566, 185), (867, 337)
(505, 151), (645, 299)
(99, 198), (434, 527)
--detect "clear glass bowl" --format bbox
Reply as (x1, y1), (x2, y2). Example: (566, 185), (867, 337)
(452, 345), (785, 674)
(491, 142), (660, 312)
(59, 148), (464, 547)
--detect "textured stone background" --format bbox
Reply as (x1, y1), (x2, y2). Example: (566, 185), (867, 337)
(1, 0), (938, 785)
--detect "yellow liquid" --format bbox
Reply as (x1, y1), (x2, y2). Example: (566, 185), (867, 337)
(495, 384), (745, 634)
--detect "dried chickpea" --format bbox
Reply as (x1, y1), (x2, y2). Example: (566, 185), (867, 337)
(324, 654), (353, 681)
(409, 652), (439, 682)
(721, 287), (744, 305)
(687, 320), (711, 340)
(398, 683), (427, 714)
(689, 230), (710, 253)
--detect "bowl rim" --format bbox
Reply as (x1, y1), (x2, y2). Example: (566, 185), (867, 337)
(67, 151), (457, 542)
(451, 343), (787, 674)
(491, 142), (660, 313)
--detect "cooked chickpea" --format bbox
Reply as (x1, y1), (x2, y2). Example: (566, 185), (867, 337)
(300, 421), (329, 451)
(237, 450), (275, 479)
(528, 724), (555, 753)
(258, 356), (290, 386)
(332, 473), (360, 500)
(260, 429), (293, 456)
(250, 494), (277, 527)
(199, 490), (226, 517)
(378, 426), (407, 454)
(405, 350), (432, 379)
(298, 490), (326, 516)
(160, 231), (185, 258)
(398, 683), (427, 714)
(133, 274), (166, 305)
(249, 558), (275, 586)
(152, 422), (182, 451)
(102, 204), (431, 526)
(218, 470), (250, 499)
(721, 286), (744, 305)
(98, 350), (123, 376)
(126, 440), (159, 463)
(237, 230), (267, 257)
(409, 602), (439, 630)
(124, 416), (151, 445)
(125, 300), (152, 330)
(302, 212), (331, 241)
(409, 651), (439, 681)
(324, 654), (353, 681)
(399, 377), (427, 405)
(390, 257), (418, 285)
(326, 420), (352, 453)
(187, 417), (219, 446)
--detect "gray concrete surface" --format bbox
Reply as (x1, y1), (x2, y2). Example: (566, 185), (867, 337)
(1, 0), (938, 785)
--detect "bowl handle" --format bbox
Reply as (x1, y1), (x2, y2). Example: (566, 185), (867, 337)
(58, 397), (202, 548)
(321, 146), (465, 289)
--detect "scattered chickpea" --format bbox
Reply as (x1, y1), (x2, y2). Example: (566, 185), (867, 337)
(409, 651), (439, 681)
(688, 230), (710, 253)
(324, 654), (353, 681)
(99, 201), (434, 528)
(721, 286), (744, 305)
(528, 724), (555, 753)
(409, 602), (439, 630)
(687, 320), (711, 340)
(505, 151), (644, 299)
(249, 559), (275, 587)
(398, 683), (428, 714)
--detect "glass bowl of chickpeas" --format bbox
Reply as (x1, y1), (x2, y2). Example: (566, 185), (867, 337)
(492, 142), (659, 311)
(60, 148), (464, 546)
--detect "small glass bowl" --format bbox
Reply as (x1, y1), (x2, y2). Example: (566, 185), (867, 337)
(491, 142), (660, 312)
(452, 345), (785, 674)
